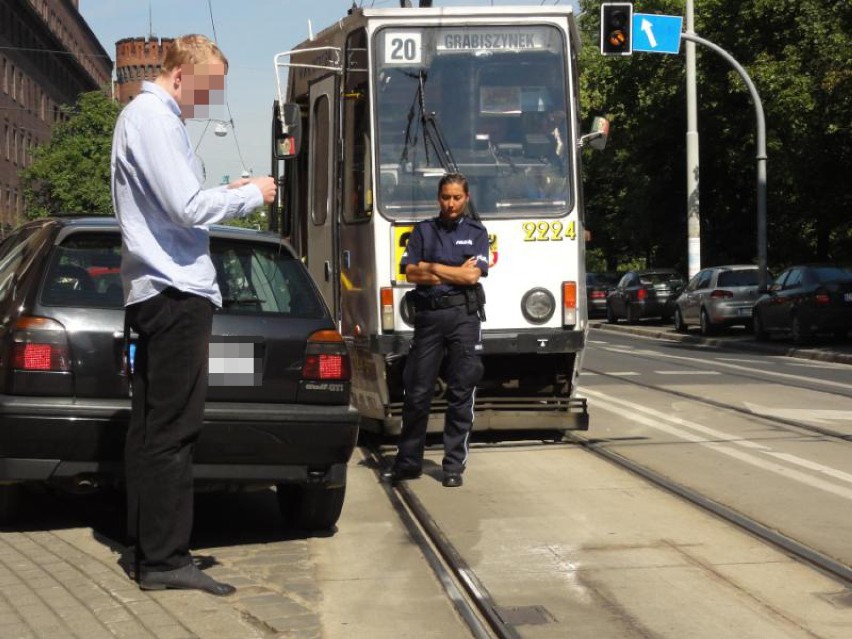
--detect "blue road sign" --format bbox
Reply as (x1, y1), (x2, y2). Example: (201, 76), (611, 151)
(632, 13), (683, 54)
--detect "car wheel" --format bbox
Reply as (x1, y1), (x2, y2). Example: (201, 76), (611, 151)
(673, 308), (687, 333)
(276, 483), (346, 531)
(753, 311), (769, 341)
(0, 484), (22, 525)
(791, 315), (811, 345)
(606, 303), (619, 324)
(699, 309), (715, 336)
(626, 304), (640, 324)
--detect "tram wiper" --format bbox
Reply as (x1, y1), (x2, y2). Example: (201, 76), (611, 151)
(400, 69), (481, 220)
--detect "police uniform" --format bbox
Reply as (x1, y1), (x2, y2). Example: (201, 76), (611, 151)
(394, 214), (489, 478)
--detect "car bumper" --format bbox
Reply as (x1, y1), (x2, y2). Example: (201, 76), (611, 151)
(0, 396), (359, 483)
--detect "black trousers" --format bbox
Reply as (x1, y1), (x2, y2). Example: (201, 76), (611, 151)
(124, 288), (213, 573)
(396, 304), (483, 474)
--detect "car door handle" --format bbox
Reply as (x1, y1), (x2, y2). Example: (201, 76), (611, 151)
(324, 261), (331, 281)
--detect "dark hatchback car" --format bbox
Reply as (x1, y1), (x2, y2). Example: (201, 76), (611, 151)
(752, 264), (852, 344)
(606, 269), (685, 324)
(0, 217), (359, 529)
(586, 271), (621, 318)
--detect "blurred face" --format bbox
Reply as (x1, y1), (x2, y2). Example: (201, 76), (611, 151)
(178, 61), (226, 118)
(438, 182), (469, 221)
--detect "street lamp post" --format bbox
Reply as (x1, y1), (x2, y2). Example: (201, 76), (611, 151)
(685, 0), (700, 279)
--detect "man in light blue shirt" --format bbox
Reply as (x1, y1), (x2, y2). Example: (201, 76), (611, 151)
(111, 34), (276, 597)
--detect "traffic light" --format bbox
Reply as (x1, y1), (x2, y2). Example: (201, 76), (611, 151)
(600, 3), (633, 56)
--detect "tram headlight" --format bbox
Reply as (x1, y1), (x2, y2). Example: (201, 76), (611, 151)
(521, 288), (555, 324)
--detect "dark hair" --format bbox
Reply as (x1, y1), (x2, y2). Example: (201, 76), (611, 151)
(437, 172), (469, 195)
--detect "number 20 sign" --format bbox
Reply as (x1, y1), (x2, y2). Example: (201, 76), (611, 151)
(384, 32), (422, 65)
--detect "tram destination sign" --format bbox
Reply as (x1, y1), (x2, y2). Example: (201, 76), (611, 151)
(632, 13), (683, 54)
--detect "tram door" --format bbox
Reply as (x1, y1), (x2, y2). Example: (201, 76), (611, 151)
(306, 75), (340, 320)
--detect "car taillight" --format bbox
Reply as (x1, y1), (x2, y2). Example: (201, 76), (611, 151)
(562, 281), (577, 326)
(710, 290), (734, 299)
(591, 290), (606, 299)
(815, 289), (830, 304)
(637, 288), (647, 301)
(302, 329), (351, 381)
(11, 316), (70, 372)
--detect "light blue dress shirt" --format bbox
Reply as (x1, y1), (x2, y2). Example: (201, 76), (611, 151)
(111, 81), (263, 307)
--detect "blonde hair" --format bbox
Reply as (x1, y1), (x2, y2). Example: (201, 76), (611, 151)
(161, 34), (228, 73)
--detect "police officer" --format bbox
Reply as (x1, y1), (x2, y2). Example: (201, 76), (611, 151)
(384, 173), (489, 488)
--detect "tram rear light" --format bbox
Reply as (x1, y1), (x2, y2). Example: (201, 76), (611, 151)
(380, 287), (395, 331)
(562, 281), (577, 326)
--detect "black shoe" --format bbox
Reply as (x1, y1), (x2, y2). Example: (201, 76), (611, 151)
(381, 466), (422, 483)
(139, 563), (236, 596)
(442, 472), (463, 488)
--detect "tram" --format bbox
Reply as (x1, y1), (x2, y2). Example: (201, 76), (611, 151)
(270, 2), (607, 436)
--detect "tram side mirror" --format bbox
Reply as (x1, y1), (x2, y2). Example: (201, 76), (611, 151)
(273, 102), (302, 160)
(578, 116), (610, 151)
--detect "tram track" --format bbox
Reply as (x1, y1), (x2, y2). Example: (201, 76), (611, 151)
(564, 429), (852, 587)
(583, 366), (852, 442)
(361, 445), (521, 639)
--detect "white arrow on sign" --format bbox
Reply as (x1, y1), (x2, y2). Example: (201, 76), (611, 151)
(640, 18), (658, 48)
(744, 402), (852, 425)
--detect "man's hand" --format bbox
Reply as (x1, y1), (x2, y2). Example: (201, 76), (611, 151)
(229, 177), (277, 204)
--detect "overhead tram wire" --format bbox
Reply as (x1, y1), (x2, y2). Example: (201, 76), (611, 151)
(204, 0), (250, 176)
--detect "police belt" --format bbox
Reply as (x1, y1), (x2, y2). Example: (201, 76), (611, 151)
(416, 293), (468, 311)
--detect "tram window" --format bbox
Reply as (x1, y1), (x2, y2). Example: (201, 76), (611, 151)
(311, 95), (330, 226)
(343, 28), (371, 224)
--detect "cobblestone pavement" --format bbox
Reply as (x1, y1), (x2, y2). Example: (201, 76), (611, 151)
(0, 490), (324, 639)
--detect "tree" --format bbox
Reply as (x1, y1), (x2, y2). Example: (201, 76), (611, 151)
(21, 90), (120, 219)
(578, 0), (852, 270)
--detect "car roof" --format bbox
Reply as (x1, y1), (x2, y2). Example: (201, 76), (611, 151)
(33, 216), (288, 249)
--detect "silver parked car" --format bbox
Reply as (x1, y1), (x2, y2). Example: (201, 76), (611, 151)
(673, 265), (761, 335)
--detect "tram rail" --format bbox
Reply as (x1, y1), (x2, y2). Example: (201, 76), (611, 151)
(361, 446), (521, 639)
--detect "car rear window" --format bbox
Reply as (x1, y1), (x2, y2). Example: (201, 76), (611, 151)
(41, 233), (124, 308)
(717, 269), (759, 287)
(211, 238), (326, 318)
(812, 266), (852, 283)
(640, 273), (683, 286)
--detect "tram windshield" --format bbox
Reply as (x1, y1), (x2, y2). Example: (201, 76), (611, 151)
(374, 24), (572, 219)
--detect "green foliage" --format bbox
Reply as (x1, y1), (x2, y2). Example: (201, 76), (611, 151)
(20, 91), (120, 219)
(579, 0), (852, 271)
(222, 207), (269, 231)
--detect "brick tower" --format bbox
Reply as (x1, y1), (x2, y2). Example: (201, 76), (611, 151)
(114, 37), (174, 104)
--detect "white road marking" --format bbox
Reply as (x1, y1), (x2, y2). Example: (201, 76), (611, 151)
(593, 344), (852, 391)
(654, 370), (722, 375)
(763, 452), (852, 484)
(743, 402), (852, 425)
(582, 387), (852, 501)
(607, 372), (641, 377)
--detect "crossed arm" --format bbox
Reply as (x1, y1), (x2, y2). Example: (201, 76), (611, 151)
(405, 258), (482, 286)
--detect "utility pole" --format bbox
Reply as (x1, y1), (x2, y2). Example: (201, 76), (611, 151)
(685, 0), (700, 278)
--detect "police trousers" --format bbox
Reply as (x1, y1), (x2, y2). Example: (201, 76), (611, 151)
(124, 288), (213, 573)
(396, 304), (484, 474)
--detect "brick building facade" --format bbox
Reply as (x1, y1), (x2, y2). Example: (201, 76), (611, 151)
(0, 0), (112, 233)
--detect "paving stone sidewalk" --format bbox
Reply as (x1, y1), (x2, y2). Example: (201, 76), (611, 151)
(0, 516), (322, 639)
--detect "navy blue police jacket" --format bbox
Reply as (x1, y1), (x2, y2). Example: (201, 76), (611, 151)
(400, 214), (489, 300)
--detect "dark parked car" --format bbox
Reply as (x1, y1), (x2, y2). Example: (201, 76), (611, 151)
(673, 265), (762, 335)
(586, 271), (621, 318)
(606, 269), (685, 324)
(0, 217), (359, 529)
(752, 264), (852, 344)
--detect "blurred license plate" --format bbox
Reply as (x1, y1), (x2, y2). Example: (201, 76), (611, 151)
(845, 293), (852, 302)
(738, 308), (752, 316)
(209, 341), (263, 387)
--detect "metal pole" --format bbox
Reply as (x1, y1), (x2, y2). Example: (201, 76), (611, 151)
(685, 0), (700, 279)
(681, 32), (768, 290)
